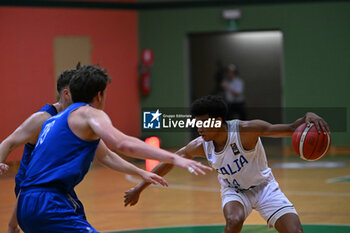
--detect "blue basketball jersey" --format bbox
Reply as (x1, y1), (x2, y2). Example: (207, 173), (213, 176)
(21, 103), (100, 192)
(15, 104), (58, 196)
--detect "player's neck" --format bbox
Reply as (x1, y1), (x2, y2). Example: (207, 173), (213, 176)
(53, 102), (64, 113)
(213, 124), (228, 150)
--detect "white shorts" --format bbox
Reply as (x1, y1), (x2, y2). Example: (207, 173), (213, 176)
(221, 179), (298, 228)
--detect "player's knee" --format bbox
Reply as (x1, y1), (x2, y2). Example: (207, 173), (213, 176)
(275, 213), (303, 233)
(279, 224), (303, 233)
(225, 214), (244, 229)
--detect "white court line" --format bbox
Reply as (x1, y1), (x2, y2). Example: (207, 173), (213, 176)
(125, 175), (350, 197)
(285, 191), (350, 197)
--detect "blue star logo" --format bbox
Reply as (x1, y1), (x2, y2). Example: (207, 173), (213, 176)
(143, 109), (162, 129)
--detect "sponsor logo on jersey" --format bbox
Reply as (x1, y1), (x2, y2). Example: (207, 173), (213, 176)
(230, 143), (240, 155)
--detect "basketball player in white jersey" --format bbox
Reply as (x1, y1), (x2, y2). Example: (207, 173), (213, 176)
(124, 95), (330, 233)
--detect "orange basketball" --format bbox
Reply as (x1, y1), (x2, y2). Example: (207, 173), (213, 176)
(292, 123), (331, 161)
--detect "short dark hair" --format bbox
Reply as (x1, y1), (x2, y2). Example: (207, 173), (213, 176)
(191, 95), (228, 121)
(69, 65), (111, 103)
(57, 69), (76, 94)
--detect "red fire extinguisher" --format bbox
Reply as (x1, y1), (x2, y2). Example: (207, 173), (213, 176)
(140, 49), (153, 96)
(141, 71), (150, 96)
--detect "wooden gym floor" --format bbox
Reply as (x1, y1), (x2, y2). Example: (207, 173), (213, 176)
(0, 153), (350, 232)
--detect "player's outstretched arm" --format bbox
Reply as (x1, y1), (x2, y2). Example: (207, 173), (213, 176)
(124, 137), (206, 207)
(95, 141), (168, 187)
(86, 108), (211, 176)
(239, 112), (330, 151)
(242, 112), (329, 138)
(0, 112), (51, 174)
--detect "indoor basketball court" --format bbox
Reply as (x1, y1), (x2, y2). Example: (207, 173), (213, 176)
(3, 153), (350, 232)
(0, 0), (349, 233)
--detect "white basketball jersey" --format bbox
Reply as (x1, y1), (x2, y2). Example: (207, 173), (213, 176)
(202, 120), (273, 190)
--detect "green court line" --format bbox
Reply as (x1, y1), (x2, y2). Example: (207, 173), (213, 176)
(327, 175), (350, 183)
(105, 224), (350, 233)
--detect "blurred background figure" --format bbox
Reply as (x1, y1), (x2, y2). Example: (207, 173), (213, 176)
(213, 59), (225, 95)
(221, 64), (246, 120)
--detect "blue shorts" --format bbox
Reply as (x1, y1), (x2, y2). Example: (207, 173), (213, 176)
(17, 187), (98, 233)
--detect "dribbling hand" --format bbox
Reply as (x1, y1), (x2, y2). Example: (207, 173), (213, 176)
(305, 112), (330, 134)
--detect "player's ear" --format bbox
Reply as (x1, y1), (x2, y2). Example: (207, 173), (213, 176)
(97, 91), (103, 102)
(62, 89), (72, 104)
(63, 88), (69, 96)
(62, 89), (70, 99)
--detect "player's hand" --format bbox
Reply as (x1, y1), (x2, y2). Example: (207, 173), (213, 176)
(124, 187), (141, 207)
(139, 170), (168, 187)
(0, 163), (9, 175)
(173, 156), (212, 175)
(305, 112), (330, 134)
(8, 225), (20, 233)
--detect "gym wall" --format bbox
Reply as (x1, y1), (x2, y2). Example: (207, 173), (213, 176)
(0, 7), (139, 161)
(139, 2), (350, 148)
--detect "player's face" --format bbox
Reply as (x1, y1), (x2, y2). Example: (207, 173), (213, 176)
(195, 114), (222, 142)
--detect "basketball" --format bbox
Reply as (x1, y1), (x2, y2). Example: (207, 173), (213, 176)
(292, 123), (331, 161)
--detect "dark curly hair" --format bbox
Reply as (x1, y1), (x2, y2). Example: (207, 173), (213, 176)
(57, 62), (81, 94)
(191, 95), (228, 121)
(69, 65), (111, 103)
(57, 69), (76, 94)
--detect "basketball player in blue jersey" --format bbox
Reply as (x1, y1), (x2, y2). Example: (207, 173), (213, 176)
(0, 69), (74, 233)
(124, 95), (330, 233)
(14, 65), (211, 233)
(0, 67), (170, 233)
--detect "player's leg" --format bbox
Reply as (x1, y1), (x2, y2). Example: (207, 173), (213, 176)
(274, 213), (303, 233)
(223, 201), (245, 233)
(221, 189), (252, 233)
(255, 179), (302, 232)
